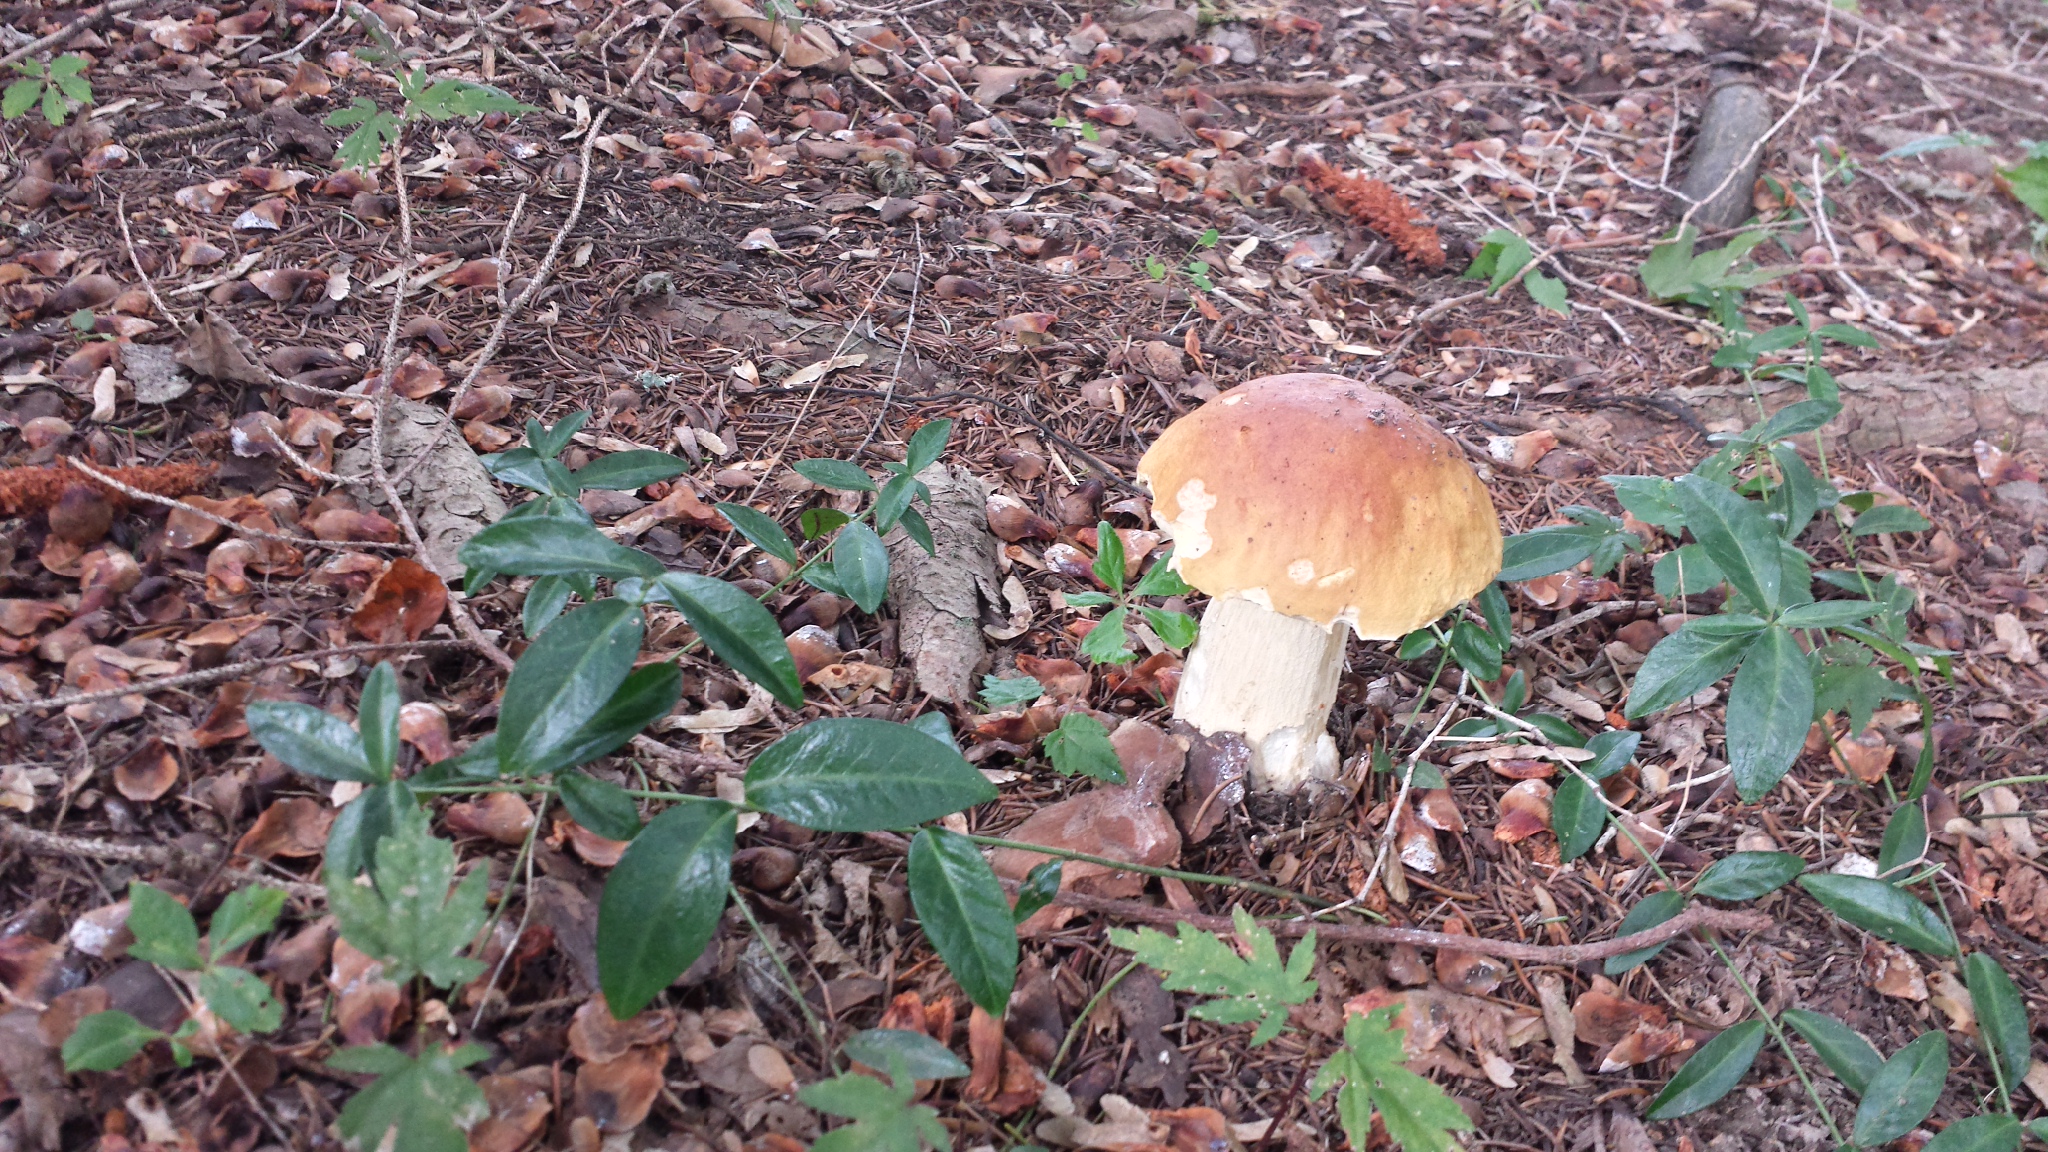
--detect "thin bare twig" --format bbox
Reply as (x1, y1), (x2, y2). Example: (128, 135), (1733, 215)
(0, 0), (152, 71)
(63, 456), (393, 552)
(0, 640), (469, 718)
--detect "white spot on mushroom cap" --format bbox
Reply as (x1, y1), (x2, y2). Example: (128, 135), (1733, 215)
(1287, 559), (1315, 585)
(1315, 567), (1355, 588)
(1164, 478), (1218, 559)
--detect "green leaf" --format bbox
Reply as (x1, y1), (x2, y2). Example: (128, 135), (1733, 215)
(572, 450), (689, 492)
(557, 771), (643, 842)
(246, 700), (376, 783)
(1725, 626), (1814, 801)
(331, 1044), (490, 1152)
(358, 662), (402, 781)
(1476, 583), (1512, 646)
(523, 661), (682, 778)
(1799, 874), (1957, 956)
(1079, 605), (1137, 665)
(1963, 952), (2031, 1085)
(331, 106), (403, 170)
(1013, 860), (1062, 924)
(1310, 1006), (1473, 1152)
(802, 1070), (950, 1152)
(1923, 1116), (2021, 1152)
(1653, 543), (1726, 597)
(1625, 618), (1761, 718)
(654, 572), (804, 708)
(1693, 852), (1805, 901)
(1779, 600), (1880, 629)
(208, 885), (287, 955)
(1524, 712), (1585, 748)
(717, 502), (800, 566)
(1092, 521), (1126, 594)
(1582, 729), (1640, 779)
(909, 828), (1019, 1017)
(904, 419), (953, 473)
(909, 710), (955, 749)
(126, 881), (203, 970)
(1608, 475), (1686, 531)
(459, 516), (661, 580)
(1603, 889), (1689, 974)
(1524, 271), (1569, 315)
(2, 77), (42, 120)
(596, 800), (736, 1017)
(481, 447), (553, 492)
(1554, 776), (1605, 863)
(1110, 907), (1315, 1046)
(326, 805), (490, 987)
(1671, 475), (1783, 614)
(326, 780), (416, 882)
(499, 599), (643, 776)
(62, 1011), (159, 1072)
(979, 675), (1044, 710)
(1853, 1031), (1948, 1147)
(1877, 803), (1928, 878)
(1781, 1009), (1882, 1095)
(1849, 504), (1931, 537)
(900, 507), (937, 555)
(1449, 620), (1502, 681)
(1043, 713), (1125, 783)
(1131, 552), (1192, 597)
(1398, 629), (1439, 659)
(843, 1029), (970, 1079)
(523, 412), (589, 460)
(834, 521), (890, 614)
(1498, 524), (1600, 581)
(793, 459), (877, 492)
(874, 472), (918, 532)
(200, 965), (284, 1034)
(746, 718), (997, 832)
(1139, 606), (1198, 650)
(1064, 591), (1115, 608)
(1644, 1020), (1768, 1120)
(522, 575), (575, 638)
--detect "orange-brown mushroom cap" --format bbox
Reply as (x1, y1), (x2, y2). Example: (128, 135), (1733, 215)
(1136, 374), (1502, 639)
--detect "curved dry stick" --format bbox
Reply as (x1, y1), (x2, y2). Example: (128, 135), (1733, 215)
(0, 820), (324, 901)
(0, 639), (470, 718)
(1055, 891), (1773, 964)
(64, 456), (399, 551)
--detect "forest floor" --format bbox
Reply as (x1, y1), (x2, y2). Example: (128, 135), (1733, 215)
(3, 0), (2048, 1149)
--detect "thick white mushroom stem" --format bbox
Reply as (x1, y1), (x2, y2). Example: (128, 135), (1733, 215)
(1172, 595), (1346, 792)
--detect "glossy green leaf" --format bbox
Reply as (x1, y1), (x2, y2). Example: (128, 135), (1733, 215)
(1131, 551), (1191, 597)
(326, 780), (416, 882)
(897, 505), (936, 555)
(904, 419), (953, 473)
(358, 662), (401, 781)
(655, 572), (803, 707)
(1498, 524), (1601, 582)
(459, 516), (661, 580)
(1524, 712), (1585, 748)
(1779, 600), (1881, 629)
(1625, 619), (1761, 718)
(331, 1043), (490, 1152)
(1139, 606), (1198, 651)
(1693, 852), (1805, 901)
(1644, 1020), (1768, 1120)
(1013, 860), (1062, 924)
(209, 886), (287, 955)
(573, 450), (689, 492)
(1921, 1115), (2021, 1152)
(1725, 626), (1814, 800)
(200, 965), (283, 1034)
(527, 661), (682, 777)
(801, 507), (852, 540)
(1654, 544), (1726, 597)
(909, 710), (954, 749)
(842, 1028), (970, 1080)
(1525, 270), (1568, 315)
(1963, 952), (2031, 1085)
(909, 828), (1018, 1016)
(1449, 619), (1502, 681)
(834, 521), (890, 613)
(1079, 605), (1136, 665)
(481, 447), (552, 492)
(1603, 889), (1689, 974)
(793, 459), (876, 492)
(1799, 874), (1957, 956)
(1043, 713), (1124, 783)
(1582, 729), (1639, 779)
(61, 1011), (158, 1073)
(522, 574), (575, 638)
(1782, 1009), (1882, 1096)
(246, 700), (375, 783)
(1877, 803), (1928, 878)
(597, 801), (737, 1017)
(525, 411), (587, 459)
(126, 882), (203, 970)
(499, 600), (643, 776)
(1092, 520), (1126, 594)
(1671, 475), (1783, 613)
(1397, 629), (1439, 659)
(716, 502), (800, 566)
(1852, 1031), (1948, 1147)
(873, 472), (918, 532)
(558, 771), (643, 842)
(1608, 475), (1687, 531)
(745, 718), (997, 832)
(1553, 775), (1605, 862)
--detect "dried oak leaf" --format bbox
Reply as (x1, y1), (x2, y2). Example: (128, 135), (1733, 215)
(235, 797), (335, 859)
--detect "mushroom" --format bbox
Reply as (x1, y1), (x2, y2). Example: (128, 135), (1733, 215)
(1136, 374), (1501, 791)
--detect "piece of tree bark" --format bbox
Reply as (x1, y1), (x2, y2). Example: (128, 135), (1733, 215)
(1673, 363), (2048, 455)
(1675, 63), (1772, 231)
(885, 464), (999, 704)
(338, 398), (507, 579)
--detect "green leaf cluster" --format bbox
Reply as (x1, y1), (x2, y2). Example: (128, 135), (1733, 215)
(1463, 228), (1568, 315)
(325, 60), (534, 170)
(1065, 524), (1196, 669)
(4, 54), (91, 125)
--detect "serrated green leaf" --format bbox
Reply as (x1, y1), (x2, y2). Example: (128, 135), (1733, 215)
(979, 675), (1044, 710)
(1110, 907), (1314, 1046)
(2, 78), (43, 121)
(200, 965), (283, 1034)
(1131, 550), (1192, 597)
(1644, 1019), (1768, 1119)
(1311, 1006), (1472, 1152)
(1043, 712), (1124, 783)
(1138, 606), (1198, 650)
(326, 806), (490, 987)
(1079, 605), (1136, 665)
(208, 885), (287, 955)
(1524, 270), (1568, 314)
(331, 1043), (490, 1152)
(802, 1070), (950, 1152)
(61, 1011), (159, 1073)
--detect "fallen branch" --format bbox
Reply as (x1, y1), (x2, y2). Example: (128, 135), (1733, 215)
(0, 0), (152, 71)
(1056, 891), (1773, 963)
(0, 820), (324, 901)
(0, 639), (469, 718)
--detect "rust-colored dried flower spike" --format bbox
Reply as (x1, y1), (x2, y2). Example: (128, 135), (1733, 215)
(0, 460), (217, 517)
(1297, 155), (1446, 268)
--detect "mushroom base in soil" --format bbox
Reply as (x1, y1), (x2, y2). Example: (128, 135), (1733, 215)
(1137, 373), (1503, 793)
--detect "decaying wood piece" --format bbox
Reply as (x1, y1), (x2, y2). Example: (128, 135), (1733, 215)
(1675, 58), (1773, 231)
(338, 398), (506, 579)
(885, 464), (999, 704)
(1673, 363), (2048, 455)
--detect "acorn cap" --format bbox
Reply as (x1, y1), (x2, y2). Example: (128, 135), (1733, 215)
(1136, 373), (1502, 639)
